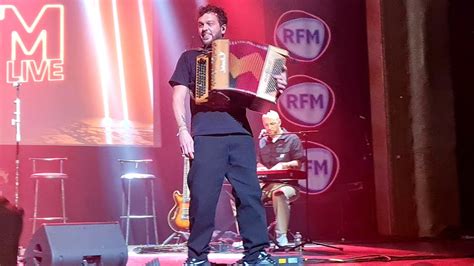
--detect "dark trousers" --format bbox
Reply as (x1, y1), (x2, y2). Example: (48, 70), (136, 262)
(187, 134), (269, 261)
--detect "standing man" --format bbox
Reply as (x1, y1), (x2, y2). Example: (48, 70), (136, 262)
(170, 5), (287, 266)
(257, 110), (304, 246)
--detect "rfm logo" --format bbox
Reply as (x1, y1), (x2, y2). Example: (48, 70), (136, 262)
(0, 4), (64, 83)
(273, 10), (330, 62)
(297, 142), (339, 194)
(277, 75), (335, 127)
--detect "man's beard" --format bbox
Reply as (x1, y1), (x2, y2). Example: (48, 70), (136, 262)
(201, 32), (222, 47)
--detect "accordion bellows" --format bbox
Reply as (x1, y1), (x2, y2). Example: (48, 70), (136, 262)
(195, 39), (289, 113)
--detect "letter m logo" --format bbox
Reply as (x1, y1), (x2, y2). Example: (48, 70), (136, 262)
(0, 4), (64, 83)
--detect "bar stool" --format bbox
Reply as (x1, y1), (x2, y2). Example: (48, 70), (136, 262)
(118, 159), (158, 245)
(29, 157), (68, 233)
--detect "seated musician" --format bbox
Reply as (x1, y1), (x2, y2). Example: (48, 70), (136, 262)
(257, 110), (304, 246)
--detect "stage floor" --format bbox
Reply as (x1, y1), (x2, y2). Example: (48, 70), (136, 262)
(127, 238), (474, 265)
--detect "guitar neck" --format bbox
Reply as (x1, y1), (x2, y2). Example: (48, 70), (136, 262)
(182, 157), (190, 202)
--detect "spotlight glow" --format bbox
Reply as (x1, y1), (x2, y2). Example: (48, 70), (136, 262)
(138, 0), (153, 109)
(83, 0), (113, 143)
(112, 0), (129, 122)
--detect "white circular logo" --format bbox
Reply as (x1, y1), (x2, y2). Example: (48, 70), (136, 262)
(274, 10), (331, 62)
(278, 75), (335, 127)
(298, 142), (339, 194)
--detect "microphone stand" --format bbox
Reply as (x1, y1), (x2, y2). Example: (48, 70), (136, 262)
(11, 82), (22, 207)
(267, 130), (342, 253)
(299, 131), (342, 252)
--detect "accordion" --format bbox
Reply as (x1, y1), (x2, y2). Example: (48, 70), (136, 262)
(195, 39), (288, 112)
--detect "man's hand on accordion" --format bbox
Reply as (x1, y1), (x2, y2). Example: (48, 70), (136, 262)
(273, 65), (288, 95)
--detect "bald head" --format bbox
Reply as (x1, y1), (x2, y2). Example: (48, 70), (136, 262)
(262, 110), (280, 120)
(262, 110), (282, 138)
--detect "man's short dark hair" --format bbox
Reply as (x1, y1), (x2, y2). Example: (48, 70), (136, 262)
(198, 5), (228, 27)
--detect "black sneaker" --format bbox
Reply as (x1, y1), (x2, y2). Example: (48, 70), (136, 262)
(235, 251), (276, 265)
(183, 258), (211, 266)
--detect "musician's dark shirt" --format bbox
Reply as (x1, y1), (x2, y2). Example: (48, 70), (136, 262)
(257, 130), (304, 169)
(169, 49), (252, 136)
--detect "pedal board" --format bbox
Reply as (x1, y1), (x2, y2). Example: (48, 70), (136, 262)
(272, 254), (304, 265)
(216, 254), (304, 266)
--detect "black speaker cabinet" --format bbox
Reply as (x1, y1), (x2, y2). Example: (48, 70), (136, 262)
(24, 222), (128, 266)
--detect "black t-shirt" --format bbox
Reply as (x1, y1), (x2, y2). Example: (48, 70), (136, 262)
(257, 131), (305, 169)
(169, 49), (252, 136)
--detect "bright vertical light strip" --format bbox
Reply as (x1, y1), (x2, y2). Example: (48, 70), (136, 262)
(155, 1), (187, 59)
(83, 0), (113, 144)
(112, 0), (129, 122)
(195, 0), (208, 7)
(138, 0), (153, 109)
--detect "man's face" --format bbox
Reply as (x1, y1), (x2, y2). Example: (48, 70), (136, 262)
(262, 116), (281, 137)
(198, 12), (226, 47)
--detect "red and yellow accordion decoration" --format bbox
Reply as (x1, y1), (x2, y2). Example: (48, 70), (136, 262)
(195, 39), (288, 112)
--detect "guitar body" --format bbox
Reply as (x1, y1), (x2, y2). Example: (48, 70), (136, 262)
(167, 157), (191, 233)
(167, 190), (190, 232)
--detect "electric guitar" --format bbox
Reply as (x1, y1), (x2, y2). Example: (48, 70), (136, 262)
(167, 157), (190, 232)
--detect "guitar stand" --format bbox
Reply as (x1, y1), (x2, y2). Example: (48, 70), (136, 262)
(161, 231), (189, 246)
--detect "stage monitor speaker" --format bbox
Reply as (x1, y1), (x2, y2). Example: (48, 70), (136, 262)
(24, 222), (128, 266)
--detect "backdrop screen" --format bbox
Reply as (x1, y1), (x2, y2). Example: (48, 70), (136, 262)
(0, 1), (154, 146)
